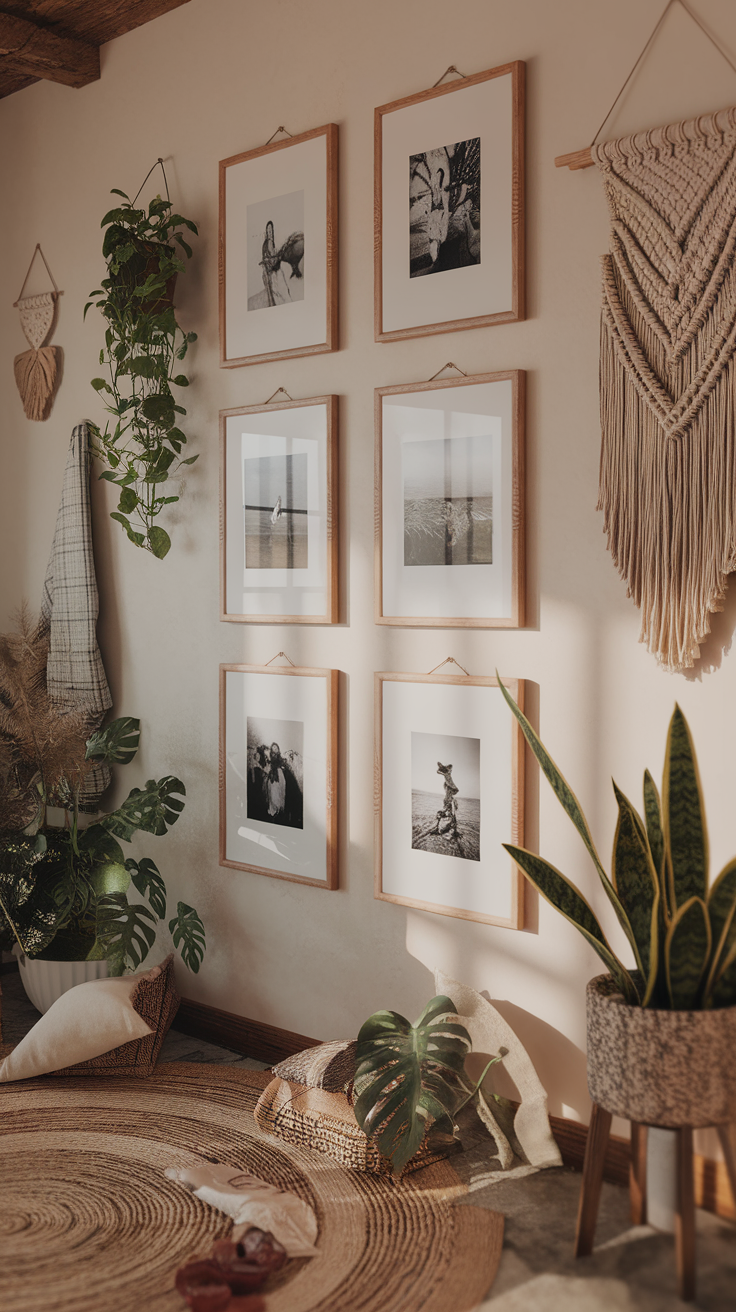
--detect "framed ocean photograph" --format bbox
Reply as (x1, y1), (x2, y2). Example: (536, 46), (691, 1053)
(220, 663), (339, 888)
(375, 370), (524, 627)
(220, 395), (338, 624)
(375, 671), (525, 927)
(219, 124), (338, 367)
(375, 63), (524, 341)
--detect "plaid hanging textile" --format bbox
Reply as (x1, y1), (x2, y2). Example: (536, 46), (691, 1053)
(39, 422), (112, 808)
(594, 105), (736, 672)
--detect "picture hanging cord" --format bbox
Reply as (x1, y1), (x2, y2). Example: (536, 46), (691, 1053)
(265, 126), (294, 146)
(428, 362), (467, 381)
(427, 657), (470, 676)
(433, 65), (468, 87)
(590, 0), (736, 148)
(14, 244), (60, 306)
(132, 157), (170, 207)
(264, 651), (297, 667)
(265, 386), (294, 404)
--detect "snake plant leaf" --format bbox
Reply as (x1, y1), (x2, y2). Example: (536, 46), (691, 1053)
(496, 675), (640, 965)
(611, 783), (660, 1002)
(91, 893), (157, 975)
(127, 857), (167, 919)
(354, 997), (472, 1176)
(643, 770), (665, 890)
(662, 706), (708, 915)
(664, 896), (711, 1010)
(85, 716), (141, 765)
(100, 776), (186, 842)
(710, 939), (736, 1008)
(168, 901), (206, 973)
(503, 845), (639, 1003)
(702, 859), (736, 1004)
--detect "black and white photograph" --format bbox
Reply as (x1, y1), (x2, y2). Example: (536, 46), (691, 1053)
(244, 452), (309, 570)
(402, 434), (493, 567)
(411, 731), (480, 861)
(246, 716), (304, 829)
(247, 189), (305, 311)
(409, 138), (480, 278)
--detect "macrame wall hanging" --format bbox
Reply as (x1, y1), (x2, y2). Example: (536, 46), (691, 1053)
(13, 244), (62, 422)
(556, 0), (736, 672)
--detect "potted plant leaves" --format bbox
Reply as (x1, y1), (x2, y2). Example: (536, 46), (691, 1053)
(84, 161), (198, 560)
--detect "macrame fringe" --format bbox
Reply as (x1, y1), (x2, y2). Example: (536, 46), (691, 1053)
(13, 346), (61, 421)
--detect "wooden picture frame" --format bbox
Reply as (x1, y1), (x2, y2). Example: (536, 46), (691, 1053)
(219, 124), (338, 367)
(220, 394), (339, 625)
(220, 663), (339, 889)
(375, 671), (525, 928)
(375, 62), (525, 341)
(375, 370), (524, 627)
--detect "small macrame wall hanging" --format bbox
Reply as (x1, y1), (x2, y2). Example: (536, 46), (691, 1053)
(557, 0), (736, 672)
(13, 244), (62, 422)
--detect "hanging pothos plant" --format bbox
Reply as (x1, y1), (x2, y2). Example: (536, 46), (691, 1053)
(84, 162), (198, 559)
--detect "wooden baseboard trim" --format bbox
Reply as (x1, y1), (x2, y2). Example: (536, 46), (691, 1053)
(176, 997), (735, 1222)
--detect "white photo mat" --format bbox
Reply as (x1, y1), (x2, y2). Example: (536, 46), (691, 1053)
(220, 397), (337, 623)
(376, 372), (524, 626)
(220, 665), (338, 888)
(375, 673), (524, 927)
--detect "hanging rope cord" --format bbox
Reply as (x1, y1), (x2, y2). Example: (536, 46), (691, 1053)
(132, 158), (171, 207)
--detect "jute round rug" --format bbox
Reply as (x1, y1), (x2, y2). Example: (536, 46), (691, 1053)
(0, 1061), (503, 1312)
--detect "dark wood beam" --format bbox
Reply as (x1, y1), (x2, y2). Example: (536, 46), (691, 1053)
(0, 11), (99, 88)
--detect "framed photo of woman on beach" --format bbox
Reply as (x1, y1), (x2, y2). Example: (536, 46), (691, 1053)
(220, 395), (338, 624)
(219, 124), (338, 367)
(375, 670), (524, 927)
(375, 63), (524, 341)
(220, 663), (338, 888)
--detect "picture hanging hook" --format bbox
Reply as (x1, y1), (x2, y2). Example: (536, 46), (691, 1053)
(432, 65), (468, 88)
(264, 387), (294, 404)
(426, 657), (470, 676)
(132, 157), (170, 207)
(428, 362), (468, 381)
(264, 651), (297, 667)
(265, 126), (294, 146)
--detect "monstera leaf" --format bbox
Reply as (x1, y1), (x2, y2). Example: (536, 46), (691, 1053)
(85, 717), (141, 765)
(168, 901), (205, 973)
(99, 776), (186, 841)
(353, 996), (472, 1176)
(127, 857), (167, 918)
(90, 893), (157, 975)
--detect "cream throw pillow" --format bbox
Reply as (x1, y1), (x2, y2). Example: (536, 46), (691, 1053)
(0, 972), (154, 1083)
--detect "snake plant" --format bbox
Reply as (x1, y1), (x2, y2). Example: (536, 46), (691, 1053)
(497, 678), (736, 1011)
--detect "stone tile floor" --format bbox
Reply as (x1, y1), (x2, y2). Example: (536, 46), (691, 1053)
(2, 968), (735, 1310)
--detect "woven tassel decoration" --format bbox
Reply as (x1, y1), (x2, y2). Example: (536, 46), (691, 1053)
(594, 106), (736, 672)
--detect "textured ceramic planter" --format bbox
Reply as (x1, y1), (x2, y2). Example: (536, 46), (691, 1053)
(586, 974), (736, 1128)
(14, 948), (109, 1015)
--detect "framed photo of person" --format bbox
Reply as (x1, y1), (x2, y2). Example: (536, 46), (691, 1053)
(219, 124), (338, 367)
(375, 670), (525, 927)
(220, 663), (339, 888)
(375, 63), (525, 341)
(375, 370), (524, 627)
(221, 395), (338, 624)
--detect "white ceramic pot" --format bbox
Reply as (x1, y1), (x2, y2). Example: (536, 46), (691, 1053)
(14, 947), (109, 1014)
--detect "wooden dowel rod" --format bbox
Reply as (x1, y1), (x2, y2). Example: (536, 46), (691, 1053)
(555, 147), (595, 170)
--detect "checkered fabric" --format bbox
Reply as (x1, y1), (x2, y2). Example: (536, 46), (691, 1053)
(39, 423), (112, 809)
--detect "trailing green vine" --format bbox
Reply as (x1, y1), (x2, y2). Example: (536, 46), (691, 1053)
(85, 179), (198, 559)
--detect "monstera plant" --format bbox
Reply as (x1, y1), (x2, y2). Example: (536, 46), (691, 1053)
(497, 678), (736, 1011)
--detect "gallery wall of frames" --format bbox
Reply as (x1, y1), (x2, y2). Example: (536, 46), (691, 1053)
(218, 60), (527, 926)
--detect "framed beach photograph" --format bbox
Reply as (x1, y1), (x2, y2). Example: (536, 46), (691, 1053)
(376, 370), (524, 627)
(221, 395), (338, 624)
(375, 671), (525, 927)
(220, 663), (338, 888)
(219, 124), (338, 367)
(375, 63), (524, 341)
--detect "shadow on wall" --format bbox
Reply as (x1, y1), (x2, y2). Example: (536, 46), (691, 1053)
(480, 994), (589, 1122)
(686, 572), (736, 679)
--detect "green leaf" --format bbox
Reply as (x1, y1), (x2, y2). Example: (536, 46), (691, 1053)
(87, 861), (130, 898)
(100, 776), (186, 842)
(91, 377), (112, 393)
(110, 512), (145, 547)
(181, 455), (199, 465)
(127, 857), (167, 919)
(354, 996), (472, 1176)
(168, 900), (205, 972)
(702, 858), (736, 1003)
(611, 783), (659, 1002)
(77, 825), (125, 867)
(643, 770), (665, 890)
(148, 526), (171, 559)
(710, 939), (736, 1007)
(663, 705), (708, 915)
(665, 896), (711, 1009)
(93, 894), (157, 974)
(504, 844), (639, 1003)
(85, 716), (141, 765)
(171, 375), (189, 387)
(123, 356), (160, 379)
(117, 487), (138, 515)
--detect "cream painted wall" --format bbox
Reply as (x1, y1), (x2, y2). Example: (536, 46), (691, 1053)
(2, 0), (736, 1133)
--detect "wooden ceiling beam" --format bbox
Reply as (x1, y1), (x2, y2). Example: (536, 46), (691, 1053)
(0, 11), (99, 89)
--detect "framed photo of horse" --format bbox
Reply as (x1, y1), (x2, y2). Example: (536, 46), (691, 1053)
(219, 124), (338, 367)
(375, 63), (525, 341)
(375, 670), (525, 927)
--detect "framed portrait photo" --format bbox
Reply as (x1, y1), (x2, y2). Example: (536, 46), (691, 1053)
(221, 395), (338, 624)
(375, 671), (525, 927)
(220, 664), (338, 889)
(219, 124), (338, 367)
(375, 370), (524, 627)
(375, 63), (524, 341)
